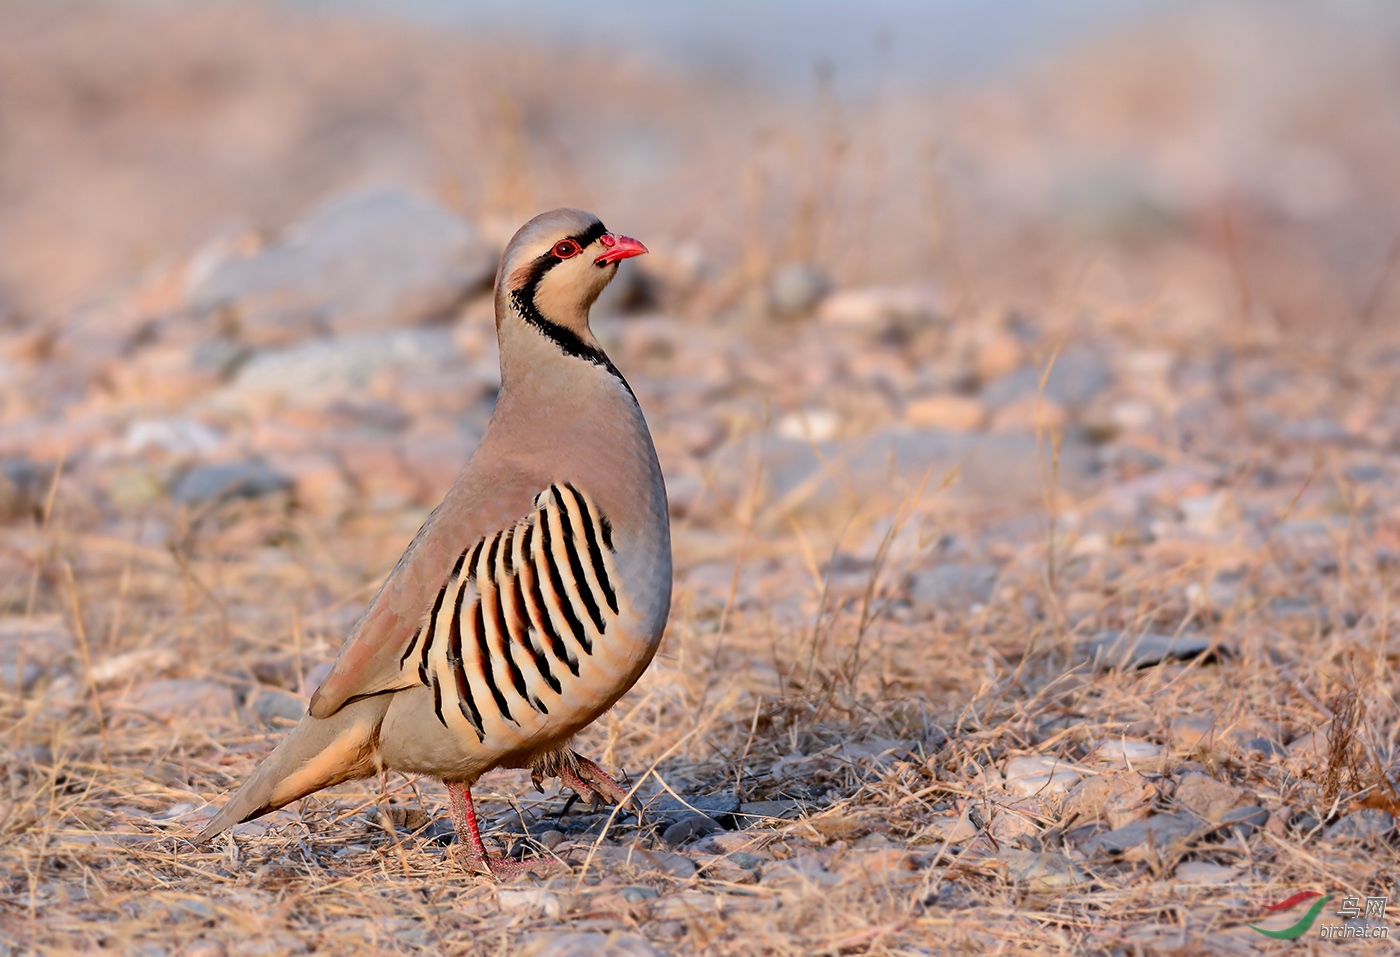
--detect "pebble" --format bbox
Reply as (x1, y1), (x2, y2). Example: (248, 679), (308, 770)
(172, 461), (290, 506)
(816, 283), (943, 331)
(694, 853), (760, 884)
(116, 679), (238, 722)
(760, 853), (842, 887)
(734, 800), (807, 825)
(0, 615), (74, 693)
(497, 887), (565, 918)
(661, 814), (723, 846)
(980, 348), (1113, 411)
(619, 885), (658, 903)
(769, 263), (830, 317)
(697, 831), (761, 854)
(0, 458), (48, 520)
(1088, 739), (1164, 771)
(516, 931), (662, 957)
(1061, 775), (1155, 830)
(1002, 755), (1081, 797)
(997, 849), (1084, 892)
(1085, 631), (1215, 669)
(907, 563), (998, 610)
(1173, 861), (1244, 884)
(188, 188), (496, 345)
(904, 394), (985, 431)
(580, 845), (696, 879)
(1173, 771), (1247, 823)
(1324, 809), (1395, 843)
(1080, 811), (1203, 859)
(644, 792), (740, 822)
(247, 686), (306, 725)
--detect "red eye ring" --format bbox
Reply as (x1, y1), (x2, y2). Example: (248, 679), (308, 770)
(552, 240), (581, 259)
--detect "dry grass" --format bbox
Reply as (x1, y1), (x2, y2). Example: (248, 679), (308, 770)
(2, 429), (1398, 955)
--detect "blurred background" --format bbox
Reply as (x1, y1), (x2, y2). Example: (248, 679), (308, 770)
(2, 0), (1399, 619)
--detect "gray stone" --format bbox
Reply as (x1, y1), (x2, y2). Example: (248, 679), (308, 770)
(1081, 811), (1204, 857)
(188, 189), (496, 345)
(248, 687), (306, 725)
(728, 851), (763, 871)
(619, 885), (658, 903)
(224, 328), (470, 407)
(518, 931), (662, 957)
(172, 461), (290, 506)
(1324, 809), (1395, 843)
(585, 845), (696, 879)
(0, 615), (73, 693)
(1085, 631), (1215, 669)
(998, 849), (1085, 892)
(1237, 736), (1285, 759)
(907, 563), (998, 609)
(661, 814), (723, 846)
(769, 263), (830, 317)
(735, 800), (809, 825)
(0, 458), (48, 520)
(760, 853), (842, 886)
(1173, 771), (1246, 823)
(1218, 806), (1269, 839)
(117, 679), (237, 722)
(980, 348), (1113, 410)
(644, 792), (740, 821)
(709, 427), (1094, 517)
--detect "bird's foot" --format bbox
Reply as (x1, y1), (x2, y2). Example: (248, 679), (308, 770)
(560, 755), (631, 809)
(452, 844), (565, 880)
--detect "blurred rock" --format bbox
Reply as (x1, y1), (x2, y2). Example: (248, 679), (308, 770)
(517, 932), (661, 957)
(188, 189), (495, 346)
(710, 427), (1093, 519)
(1061, 775), (1154, 830)
(997, 849), (1084, 892)
(91, 648), (180, 686)
(904, 394), (985, 431)
(1080, 811), (1202, 859)
(1003, 755), (1080, 797)
(117, 679), (237, 722)
(1084, 631), (1215, 669)
(1324, 809), (1395, 843)
(0, 615), (73, 692)
(222, 329), (462, 408)
(0, 458), (48, 520)
(1088, 739), (1165, 772)
(645, 792), (740, 822)
(1174, 861), (1244, 884)
(817, 283), (943, 332)
(907, 563), (998, 609)
(1173, 772), (1248, 824)
(988, 394), (1068, 433)
(662, 814), (723, 846)
(768, 263), (830, 317)
(981, 348), (1113, 411)
(248, 686), (306, 725)
(172, 461), (291, 506)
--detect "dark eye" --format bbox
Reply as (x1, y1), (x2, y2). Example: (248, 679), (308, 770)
(552, 240), (580, 259)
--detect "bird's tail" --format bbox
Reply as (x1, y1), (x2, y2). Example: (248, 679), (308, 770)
(197, 696), (390, 842)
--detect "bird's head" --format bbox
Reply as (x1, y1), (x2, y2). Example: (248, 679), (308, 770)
(496, 208), (647, 345)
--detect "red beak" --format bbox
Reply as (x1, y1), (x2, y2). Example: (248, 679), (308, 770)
(594, 233), (648, 265)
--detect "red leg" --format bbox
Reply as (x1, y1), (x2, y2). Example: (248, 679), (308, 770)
(445, 782), (560, 880)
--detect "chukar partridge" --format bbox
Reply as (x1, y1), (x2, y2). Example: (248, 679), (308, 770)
(198, 209), (670, 878)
